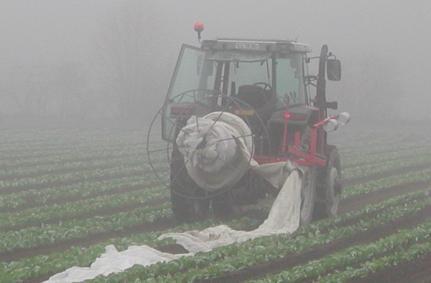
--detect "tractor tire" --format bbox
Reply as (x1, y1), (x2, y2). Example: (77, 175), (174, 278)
(212, 191), (234, 219)
(212, 171), (269, 218)
(300, 168), (317, 225)
(170, 145), (210, 222)
(313, 146), (342, 220)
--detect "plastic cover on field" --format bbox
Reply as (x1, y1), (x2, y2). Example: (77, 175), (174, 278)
(46, 112), (302, 283)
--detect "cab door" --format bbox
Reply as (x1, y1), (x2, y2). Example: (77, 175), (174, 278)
(161, 45), (212, 141)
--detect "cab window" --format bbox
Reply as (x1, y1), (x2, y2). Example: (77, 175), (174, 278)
(276, 54), (305, 107)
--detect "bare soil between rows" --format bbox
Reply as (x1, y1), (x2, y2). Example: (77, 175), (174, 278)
(352, 252), (431, 283)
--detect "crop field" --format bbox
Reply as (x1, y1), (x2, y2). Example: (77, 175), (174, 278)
(1, 126), (431, 283)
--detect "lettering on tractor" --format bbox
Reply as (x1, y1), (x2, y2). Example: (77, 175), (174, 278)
(147, 23), (350, 223)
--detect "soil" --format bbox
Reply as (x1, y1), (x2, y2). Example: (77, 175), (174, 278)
(156, 243), (189, 254)
(352, 252), (431, 283)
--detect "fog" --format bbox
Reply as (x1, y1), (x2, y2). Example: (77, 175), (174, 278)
(1, 0), (430, 128)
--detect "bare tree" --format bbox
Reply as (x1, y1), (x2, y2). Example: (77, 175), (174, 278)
(95, 0), (163, 123)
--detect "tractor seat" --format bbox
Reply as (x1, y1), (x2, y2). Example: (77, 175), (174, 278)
(236, 85), (271, 109)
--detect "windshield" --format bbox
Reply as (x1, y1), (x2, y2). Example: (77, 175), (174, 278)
(275, 54), (305, 107)
(228, 58), (272, 91)
(167, 46), (304, 102)
(208, 50), (272, 94)
(166, 46), (306, 109)
(163, 45), (306, 141)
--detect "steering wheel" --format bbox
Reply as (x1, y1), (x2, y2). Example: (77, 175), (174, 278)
(253, 82), (272, 91)
(252, 82), (273, 101)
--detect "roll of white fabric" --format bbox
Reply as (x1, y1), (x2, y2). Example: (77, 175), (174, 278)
(176, 112), (254, 192)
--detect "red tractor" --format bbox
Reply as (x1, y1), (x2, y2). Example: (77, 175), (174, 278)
(150, 33), (346, 223)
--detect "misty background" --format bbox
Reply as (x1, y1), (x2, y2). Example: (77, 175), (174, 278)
(1, 0), (430, 128)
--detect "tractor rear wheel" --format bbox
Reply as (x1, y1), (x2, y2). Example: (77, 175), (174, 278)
(212, 192), (234, 218)
(170, 146), (210, 222)
(314, 146), (342, 219)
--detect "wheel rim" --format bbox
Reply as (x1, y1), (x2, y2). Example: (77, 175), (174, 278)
(326, 167), (340, 216)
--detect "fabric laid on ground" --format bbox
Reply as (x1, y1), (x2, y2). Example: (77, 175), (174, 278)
(46, 170), (301, 283)
(46, 245), (183, 283)
(46, 112), (303, 282)
(160, 170), (302, 253)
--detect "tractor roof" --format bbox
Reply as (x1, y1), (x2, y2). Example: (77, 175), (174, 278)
(201, 38), (312, 53)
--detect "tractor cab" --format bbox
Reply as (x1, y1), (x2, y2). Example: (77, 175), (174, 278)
(162, 38), (342, 163)
(156, 35), (347, 222)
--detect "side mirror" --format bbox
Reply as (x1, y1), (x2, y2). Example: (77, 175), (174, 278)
(327, 59), (341, 81)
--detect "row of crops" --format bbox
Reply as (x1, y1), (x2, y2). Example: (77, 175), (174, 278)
(0, 128), (430, 282)
(2, 144), (431, 195)
(92, 192), (431, 282)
